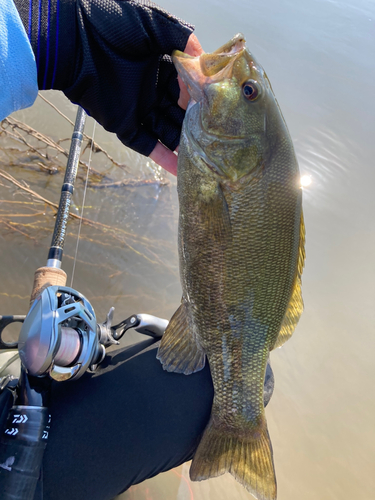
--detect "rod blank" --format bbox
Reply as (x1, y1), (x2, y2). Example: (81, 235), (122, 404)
(47, 107), (86, 268)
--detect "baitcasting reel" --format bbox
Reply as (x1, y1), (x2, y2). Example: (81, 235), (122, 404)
(18, 286), (107, 382)
(0, 286), (169, 383)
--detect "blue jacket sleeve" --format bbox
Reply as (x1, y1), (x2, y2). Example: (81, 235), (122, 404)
(0, 0), (38, 120)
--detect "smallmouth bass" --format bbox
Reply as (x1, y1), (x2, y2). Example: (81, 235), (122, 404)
(157, 34), (305, 500)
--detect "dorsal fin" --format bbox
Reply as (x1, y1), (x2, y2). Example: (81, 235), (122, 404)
(273, 211), (305, 349)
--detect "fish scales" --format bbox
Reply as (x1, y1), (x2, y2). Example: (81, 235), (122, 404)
(157, 33), (304, 500)
(178, 138), (299, 416)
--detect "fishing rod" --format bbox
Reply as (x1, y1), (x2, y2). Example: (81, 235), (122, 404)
(0, 107), (168, 500)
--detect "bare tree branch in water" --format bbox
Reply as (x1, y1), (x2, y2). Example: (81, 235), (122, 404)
(38, 93), (129, 172)
(1, 117), (107, 181)
(0, 113), (170, 188)
(0, 170), (177, 277)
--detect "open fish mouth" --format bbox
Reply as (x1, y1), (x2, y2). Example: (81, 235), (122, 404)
(172, 33), (248, 103)
(199, 33), (246, 76)
(212, 33), (246, 54)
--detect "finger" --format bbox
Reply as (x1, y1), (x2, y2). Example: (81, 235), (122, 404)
(149, 142), (178, 176)
(178, 34), (204, 109)
(184, 33), (204, 57)
(177, 75), (190, 110)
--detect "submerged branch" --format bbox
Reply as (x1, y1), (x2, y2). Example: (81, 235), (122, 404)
(1, 117), (108, 180)
(0, 169), (177, 277)
(89, 178), (170, 188)
(0, 220), (37, 241)
(38, 93), (129, 171)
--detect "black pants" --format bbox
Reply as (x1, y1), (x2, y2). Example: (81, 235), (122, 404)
(40, 339), (214, 500)
(0, 339), (273, 500)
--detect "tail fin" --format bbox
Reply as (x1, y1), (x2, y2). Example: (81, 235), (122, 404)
(190, 416), (276, 500)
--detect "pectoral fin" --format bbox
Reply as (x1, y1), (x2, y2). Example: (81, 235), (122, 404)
(200, 182), (232, 243)
(156, 300), (206, 375)
(273, 211), (305, 349)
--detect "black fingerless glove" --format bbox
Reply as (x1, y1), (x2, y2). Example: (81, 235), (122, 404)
(13, 0), (194, 156)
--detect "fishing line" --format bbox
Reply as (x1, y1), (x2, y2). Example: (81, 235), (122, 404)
(70, 119), (97, 288)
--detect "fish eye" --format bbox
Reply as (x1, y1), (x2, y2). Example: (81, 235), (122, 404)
(242, 80), (260, 101)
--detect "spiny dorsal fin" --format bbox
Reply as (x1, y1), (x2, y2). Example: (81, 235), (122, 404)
(156, 299), (206, 375)
(273, 211), (305, 349)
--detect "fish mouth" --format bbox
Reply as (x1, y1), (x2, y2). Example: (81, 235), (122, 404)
(212, 33), (246, 55)
(199, 33), (246, 77)
(172, 34), (247, 103)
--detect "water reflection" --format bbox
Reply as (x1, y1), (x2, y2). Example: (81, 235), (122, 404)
(300, 175), (312, 188)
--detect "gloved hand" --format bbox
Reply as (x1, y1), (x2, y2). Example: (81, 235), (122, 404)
(13, 0), (203, 174)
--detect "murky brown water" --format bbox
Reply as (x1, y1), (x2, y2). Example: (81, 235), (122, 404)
(0, 92), (181, 343)
(1, 0), (374, 499)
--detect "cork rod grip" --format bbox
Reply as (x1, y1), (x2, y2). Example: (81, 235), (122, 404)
(29, 267), (67, 307)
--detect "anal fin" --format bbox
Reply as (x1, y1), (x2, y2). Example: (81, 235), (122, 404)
(156, 300), (205, 375)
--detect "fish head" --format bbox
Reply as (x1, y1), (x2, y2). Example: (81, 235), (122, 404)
(173, 34), (283, 183)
